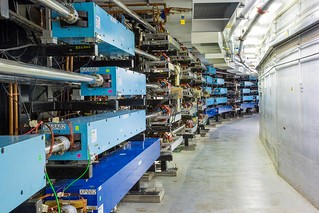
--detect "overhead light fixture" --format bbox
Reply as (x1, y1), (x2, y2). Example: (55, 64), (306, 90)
(249, 26), (268, 36)
(243, 47), (257, 54)
(244, 37), (260, 45)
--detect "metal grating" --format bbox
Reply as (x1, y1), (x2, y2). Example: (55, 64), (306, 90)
(194, 2), (239, 19)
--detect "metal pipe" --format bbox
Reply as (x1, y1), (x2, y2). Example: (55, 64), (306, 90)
(9, 10), (44, 34)
(237, 0), (274, 73)
(33, 0), (78, 24)
(172, 125), (185, 135)
(229, 0), (257, 38)
(8, 83), (13, 135)
(45, 136), (70, 155)
(146, 84), (160, 89)
(109, 0), (156, 33)
(13, 84), (19, 135)
(135, 48), (159, 61)
(146, 112), (162, 119)
(0, 59), (96, 83)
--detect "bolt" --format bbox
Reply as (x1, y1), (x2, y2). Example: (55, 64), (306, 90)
(1, 148), (4, 154)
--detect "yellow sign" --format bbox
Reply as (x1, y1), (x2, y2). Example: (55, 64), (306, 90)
(75, 126), (80, 131)
(106, 69), (110, 73)
(180, 19), (185, 25)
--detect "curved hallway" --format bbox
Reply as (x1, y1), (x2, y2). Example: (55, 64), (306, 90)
(119, 115), (319, 213)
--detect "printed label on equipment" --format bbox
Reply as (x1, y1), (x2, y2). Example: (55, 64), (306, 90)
(118, 77), (122, 86)
(91, 129), (97, 143)
(98, 204), (104, 213)
(80, 189), (97, 195)
(96, 15), (101, 29)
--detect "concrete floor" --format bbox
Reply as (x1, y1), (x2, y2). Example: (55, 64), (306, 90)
(119, 115), (319, 213)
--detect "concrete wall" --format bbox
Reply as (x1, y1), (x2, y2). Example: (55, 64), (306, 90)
(259, 25), (319, 209)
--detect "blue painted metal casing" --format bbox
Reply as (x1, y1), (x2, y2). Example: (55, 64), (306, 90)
(242, 88), (251, 94)
(242, 96), (254, 101)
(205, 76), (213, 84)
(249, 76), (258, 80)
(215, 97), (228, 104)
(212, 78), (225, 85)
(52, 2), (135, 56)
(80, 66), (146, 96)
(0, 135), (46, 213)
(46, 110), (146, 161)
(241, 102), (256, 110)
(218, 105), (233, 114)
(46, 138), (160, 213)
(204, 87), (212, 94)
(206, 97), (227, 106)
(206, 97), (215, 106)
(242, 81), (253, 87)
(205, 107), (218, 118)
(213, 88), (227, 95)
(206, 66), (216, 75)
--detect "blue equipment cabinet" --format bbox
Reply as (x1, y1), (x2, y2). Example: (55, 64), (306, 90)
(46, 138), (160, 213)
(242, 96), (254, 101)
(206, 97), (227, 106)
(80, 66), (146, 96)
(205, 76), (213, 84)
(212, 78), (225, 85)
(0, 135), (46, 213)
(45, 110), (146, 161)
(218, 105), (233, 114)
(206, 66), (216, 75)
(52, 2), (135, 56)
(205, 107), (218, 118)
(242, 88), (251, 94)
(213, 88), (227, 95)
(242, 81), (253, 87)
(204, 87), (212, 94)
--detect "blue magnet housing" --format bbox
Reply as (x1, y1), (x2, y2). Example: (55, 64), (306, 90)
(206, 66), (216, 75)
(242, 81), (254, 87)
(52, 2), (135, 57)
(0, 135), (46, 213)
(242, 96), (254, 101)
(241, 102), (257, 110)
(217, 105), (233, 114)
(45, 110), (146, 161)
(206, 97), (228, 106)
(80, 66), (146, 97)
(242, 88), (251, 94)
(212, 78), (225, 85)
(46, 138), (160, 213)
(213, 88), (227, 95)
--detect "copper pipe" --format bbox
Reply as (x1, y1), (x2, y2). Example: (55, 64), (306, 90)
(66, 56), (70, 71)
(8, 83), (14, 135)
(70, 56), (74, 72)
(13, 83), (19, 135)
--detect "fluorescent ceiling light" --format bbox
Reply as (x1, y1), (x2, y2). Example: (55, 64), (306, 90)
(244, 47), (257, 54)
(249, 26), (268, 36)
(244, 54), (257, 58)
(244, 37), (260, 45)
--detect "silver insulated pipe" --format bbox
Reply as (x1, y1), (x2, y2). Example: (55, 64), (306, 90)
(45, 136), (71, 155)
(0, 59), (97, 83)
(34, 0), (78, 24)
